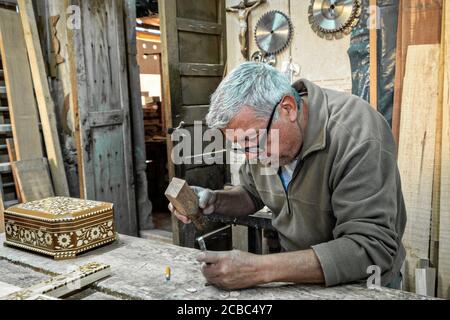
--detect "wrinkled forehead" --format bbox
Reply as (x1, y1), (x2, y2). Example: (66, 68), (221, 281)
(222, 106), (267, 142)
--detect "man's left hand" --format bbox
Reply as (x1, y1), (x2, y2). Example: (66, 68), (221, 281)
(196, 250), (265, 290)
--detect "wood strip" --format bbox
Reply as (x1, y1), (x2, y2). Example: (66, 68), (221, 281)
(392, 0), (443, 146)
(2, 262), (110, 300)
(176, 17), (222, 35)
(438, 0), (450, 300)
(0, 176), (4, 233)
(179, 63), (225, 76)
(369, 0), (378, 110)
(0, 8), (43, 161)
(397, 44), (441, 292)
(11, 158), (54, 202)
(6, 138), (21, 203)
(17, 0), (69, 196)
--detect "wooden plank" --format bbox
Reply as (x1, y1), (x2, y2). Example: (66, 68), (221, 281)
(0, 176), (4, 233)
(11, 158), (54, 202)
(124, 0), (154, 230)
(88, 110), (124, 128)
(392, 0), (442, 146)
(2, 262), (110, 300)
(177, 17), (223, 35)
(0, 162), (11, 173)
(369, 0), (378, 110)
(438, 0), (450, 300)
(0, 124), (11, 134)
(6, 138), (21, 203)
(160, 0), (182, 246)
(397, 44), (441, 292)
(17, 0), (69, 197)
(179, 63), (224, 76)
(0, 8), (43, 161)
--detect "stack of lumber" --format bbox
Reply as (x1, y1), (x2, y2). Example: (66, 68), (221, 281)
(0, 55), (19, 233)
(0, 1), (69, 230)
(397, 0), (450, 299)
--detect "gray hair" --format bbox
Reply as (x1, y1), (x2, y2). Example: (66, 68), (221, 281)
(206, 62), (297, 129)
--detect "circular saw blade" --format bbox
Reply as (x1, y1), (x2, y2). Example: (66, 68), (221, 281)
(254, 10), (293, 55)
(308, 0), (361, 40)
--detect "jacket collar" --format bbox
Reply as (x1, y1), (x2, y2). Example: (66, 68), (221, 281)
(292, 79), (329, 161)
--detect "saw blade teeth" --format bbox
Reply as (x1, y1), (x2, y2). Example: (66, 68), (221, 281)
(254, 9), (293, 56)
(309, 0), (361, 40)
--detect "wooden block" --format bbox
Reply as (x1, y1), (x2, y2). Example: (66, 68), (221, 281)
(438, 0), (450, 300)
(397, 44), (440, 292)
(17, 0), (69, 197)
(392, 0), (443, 146)
(2, 262), (110, 300)
(0, 8), (44, 161)
(164, 177), (205, 230)
(11, 158), (54, 202)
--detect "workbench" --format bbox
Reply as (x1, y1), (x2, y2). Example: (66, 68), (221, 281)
(0, 234), (432, 300)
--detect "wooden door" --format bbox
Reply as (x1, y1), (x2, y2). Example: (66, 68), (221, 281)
(72, 0), (137, 236)
(160, 0), (228, 245)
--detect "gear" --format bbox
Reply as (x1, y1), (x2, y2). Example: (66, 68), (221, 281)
(308, 0), (362, 40)
(254, 10), (293, 56)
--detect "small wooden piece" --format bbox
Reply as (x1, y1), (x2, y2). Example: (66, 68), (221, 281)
(11, 158), (54, 203)
(165, 178), (205, 230)
(415, 259), (436, 297)
(2, 262), (111, 300)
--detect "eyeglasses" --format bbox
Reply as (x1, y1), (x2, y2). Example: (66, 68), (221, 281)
(232, 96), (285, 155)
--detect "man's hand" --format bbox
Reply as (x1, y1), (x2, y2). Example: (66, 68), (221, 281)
(196, 250), (265, 290)
(168, 186), (217, 224)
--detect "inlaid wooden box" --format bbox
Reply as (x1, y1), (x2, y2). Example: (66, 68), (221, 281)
(3, 197), (116, 260)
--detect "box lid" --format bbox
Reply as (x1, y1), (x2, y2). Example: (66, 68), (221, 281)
(5, 197), (113, 222)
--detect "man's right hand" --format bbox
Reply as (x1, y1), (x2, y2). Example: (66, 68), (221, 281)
(168, 186), (217, 224)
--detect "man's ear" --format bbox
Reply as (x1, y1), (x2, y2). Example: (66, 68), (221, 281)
(280, 95), (298, 122)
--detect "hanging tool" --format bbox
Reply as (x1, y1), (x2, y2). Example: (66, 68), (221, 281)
(308, 0), (362, 40)
(254, 10), (293, 56)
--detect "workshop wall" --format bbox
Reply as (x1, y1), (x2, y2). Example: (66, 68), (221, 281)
(226, 0), (353, 93)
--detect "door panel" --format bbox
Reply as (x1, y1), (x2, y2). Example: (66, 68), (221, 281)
(73, 0), (137, 235)
(176, 0), (219, 22)
(160, 0), (228, 247)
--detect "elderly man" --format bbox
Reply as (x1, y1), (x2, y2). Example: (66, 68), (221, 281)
(169, 62), (406, 290)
